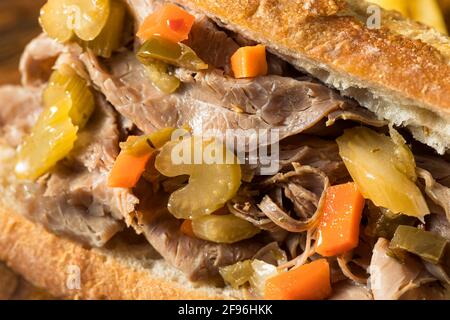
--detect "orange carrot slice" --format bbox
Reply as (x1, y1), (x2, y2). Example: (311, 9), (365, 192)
(137, 3), (195, 43)
(264, 259), (331, 300)
(180, 219), (196, 238)
(230, 45), (268, 78)
(108, 148), (153, 188)
(316, 182), (365, 257)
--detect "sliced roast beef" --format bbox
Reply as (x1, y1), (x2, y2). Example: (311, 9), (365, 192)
(19, 34), (64, 87)
(0, 86), (42, 147)
(230, 138), (347, 234)
(277, 137), (349, 184)
(326, 106), (387, 128)
(139, 192), (263, 284)
(228, 196), (280, 233)
(80, 50), (355, 147)
(328, 281), (373, 300)
(186, 16), (239, 73)
(417, 168), (450, 220)
(46, 95), (139, 222)
(0, 85), (138, 247)
(416, 155), (450, 187)
(68, 94), (121, 173)
(230, 163), (330, 234)
(428, 213), (450, 241)
(369, 238), (435, 300)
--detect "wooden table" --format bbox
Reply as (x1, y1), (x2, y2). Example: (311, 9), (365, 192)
(0, 0), (46, 85)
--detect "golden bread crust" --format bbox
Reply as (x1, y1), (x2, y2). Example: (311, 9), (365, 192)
(0, 208), (230, 300)
(175, 0), (450, 116)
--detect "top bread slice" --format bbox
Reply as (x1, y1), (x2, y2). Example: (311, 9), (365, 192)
(165, 0), (450, 153)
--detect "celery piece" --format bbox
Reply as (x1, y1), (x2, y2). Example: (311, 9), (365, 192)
(83, 0), (126, 58)
(390, 225), (449, 264)
(40, 0), (110, 42)
(337, 127), (429, 220)
(15, 67), (95, 180)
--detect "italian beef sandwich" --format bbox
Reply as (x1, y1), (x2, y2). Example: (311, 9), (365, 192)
(0, 0), (449, 300)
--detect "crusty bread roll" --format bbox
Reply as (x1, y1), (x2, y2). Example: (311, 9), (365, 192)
(172, 0), (450, 154)
(0, 0), (449, 300)
(0, 207), (240, 299)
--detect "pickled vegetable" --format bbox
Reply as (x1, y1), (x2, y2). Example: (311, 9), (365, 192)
(155, 137), (242, 219)
(15, 68), (94, 180)
(82, 0), (126, 58)
(137, 36), (208, 71)
(120, 127), (175, 156)
(365, 202), (417, 240)
(249, 260), (278, 297)
(219, 260), (253, 289)
(109, 136), (154, 188)
(390, 225), (449, 265)
(389, 126), (416, 181)
(336, 127), (429, 219)
(144, 61), (181, 94)
(46, 67), (95, 129)
(191, 214), (260, 244)
(264, 259), (331, 300)
(231, 45), (268, 79)
(219, 259), (278, 294)
(136, 3), (196, 43)
(253, 243), (288, 267)
(40, 0), (110, 42)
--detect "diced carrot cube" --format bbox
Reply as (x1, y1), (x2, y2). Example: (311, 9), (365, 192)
(231, 45), (268, 78)
(264, 259), (332, 300)
(137, 3), (195, 43)
(316, 182), (365, 257)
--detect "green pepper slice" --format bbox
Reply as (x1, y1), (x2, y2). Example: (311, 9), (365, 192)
(365, 203), (417, 240)
(137, 35), (208, 71)
(144, 60), (181, 94)
(390, 225), (449, 265)
(119, 127), (176, 156)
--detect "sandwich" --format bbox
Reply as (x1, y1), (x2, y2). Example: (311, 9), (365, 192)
(0, 0), (449, 300)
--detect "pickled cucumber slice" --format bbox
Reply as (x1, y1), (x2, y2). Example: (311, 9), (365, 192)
(390, 225), (449, 264)
(15, 89), (78, 180)
(192, 214), (260, 244)
(144, 61), (181, 94)
(219, 260), (253, 289)
(47, 69), (95, 129)
(137, 36), (208, 71)
(155, 137), (242, 219)
(336, 127), (429, 219)
(83, 0), (126, 58)
(39, 0), (74, 42)
(15, 68), (95, 180)
(119, 127), (176, 156)
(40, 0), (110, 42)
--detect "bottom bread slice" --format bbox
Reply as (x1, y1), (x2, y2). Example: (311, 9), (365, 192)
(0, 206), (241, 300)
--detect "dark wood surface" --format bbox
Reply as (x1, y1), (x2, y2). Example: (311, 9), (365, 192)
(0, 0), (46, 85)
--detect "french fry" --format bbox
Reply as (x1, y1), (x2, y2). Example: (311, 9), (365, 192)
(410, 0), (448, 34)
(368, 0), (410, 17)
